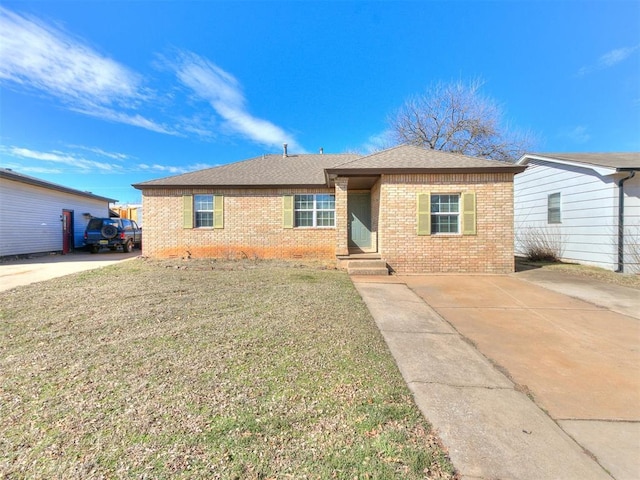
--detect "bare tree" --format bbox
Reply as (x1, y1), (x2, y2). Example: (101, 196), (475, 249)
(389, 79), (535, 162)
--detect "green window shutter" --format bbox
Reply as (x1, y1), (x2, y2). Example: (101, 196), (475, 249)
(462, 192), (477, 235)
(283, 195), (294, 229)
(417, 193), (431, 235)
(214, 195), (224, 229)
(183, 195), (193, 229)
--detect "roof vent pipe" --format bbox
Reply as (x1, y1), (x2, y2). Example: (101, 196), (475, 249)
(283, 143), (288, 158)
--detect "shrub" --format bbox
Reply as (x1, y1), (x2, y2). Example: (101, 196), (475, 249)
(518, 226), (565, 262)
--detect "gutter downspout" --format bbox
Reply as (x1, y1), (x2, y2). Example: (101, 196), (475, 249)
(617, 170), (636, 273)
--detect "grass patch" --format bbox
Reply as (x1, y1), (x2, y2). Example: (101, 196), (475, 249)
(0, 259), (455, 479)
(516, 257), (640, 289)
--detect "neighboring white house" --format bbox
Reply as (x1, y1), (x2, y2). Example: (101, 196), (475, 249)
(0, 168), (116, 257)
(514, 153), (640, 273)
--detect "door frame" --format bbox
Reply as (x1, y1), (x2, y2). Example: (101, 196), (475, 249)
(62, 209), (74, 254)
(347, 192), (374, 252)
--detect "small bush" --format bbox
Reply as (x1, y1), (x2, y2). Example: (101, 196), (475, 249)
(518, 226), (565, 262)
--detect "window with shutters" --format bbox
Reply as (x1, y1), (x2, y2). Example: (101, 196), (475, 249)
(194, 194), (214, 227)
(183, 194), (223, 229)
(417, 192), (475, 236)
(548, 192), (561, 224)
(294, 194), (335, 227)
(431, 194), (460, 234)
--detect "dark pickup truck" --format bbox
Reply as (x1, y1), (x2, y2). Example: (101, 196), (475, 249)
(84, 218), (142, 253)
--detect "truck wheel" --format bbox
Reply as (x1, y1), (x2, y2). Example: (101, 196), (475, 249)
(124, 240), (133, 253)
(101, 225), (118, 239)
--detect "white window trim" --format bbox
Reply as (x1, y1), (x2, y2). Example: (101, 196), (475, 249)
(194, 194), (214, 228)
(548, 192), (561, 224)
(294, 194), (336, 228)
(431, 193), (461, 235)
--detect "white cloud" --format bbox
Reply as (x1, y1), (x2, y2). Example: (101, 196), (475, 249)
(560, 125), (590, 144)
(359, 130), (395, 154)
(66, 145), (131, 161)
(1, 143), (207, 175)
(169, 51), (302, 150)
(0, 162), (62, 174)
(5, 146), (124, 172)
(0, 6), (170, 134)
(137, 162), (215, 174)
(578, 44), (640, 76)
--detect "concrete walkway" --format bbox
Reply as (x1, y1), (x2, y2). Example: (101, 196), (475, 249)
(0, 250), (139, 292)
(352, 272), (640, 480)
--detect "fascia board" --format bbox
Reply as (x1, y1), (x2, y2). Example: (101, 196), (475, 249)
(519, 155), (616, 176)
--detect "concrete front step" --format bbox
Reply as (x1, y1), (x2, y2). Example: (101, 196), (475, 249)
(346, 259), (389, 276)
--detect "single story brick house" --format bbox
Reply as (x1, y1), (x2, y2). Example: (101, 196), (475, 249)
(133, 144), (525, 273)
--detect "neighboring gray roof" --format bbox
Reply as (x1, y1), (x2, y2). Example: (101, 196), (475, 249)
(133, 153), (361, 188)
(519, 153), (640, 170)
(328, 145), (526, 174)
(0, 168), (117, 202)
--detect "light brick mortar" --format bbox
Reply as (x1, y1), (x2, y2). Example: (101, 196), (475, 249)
(141, 188), (335, 260)
(378, 173), (515, 273)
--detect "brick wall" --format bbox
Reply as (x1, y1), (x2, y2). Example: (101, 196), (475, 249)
(141, 188), (336, 260)
(378, 173), (516, 274)
(140, 172), (517, 273)
(334, 178), (349, 256)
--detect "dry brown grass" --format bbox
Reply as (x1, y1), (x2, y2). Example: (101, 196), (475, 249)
(0, 258), (455, 479)
(516, 257), (640, 289)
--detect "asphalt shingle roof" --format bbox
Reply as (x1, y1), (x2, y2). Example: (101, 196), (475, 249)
(134, 145), (526, 190)
(133, 153), (361, 188)
(328, 145), (525, 173)
(521, 153), (640, 170)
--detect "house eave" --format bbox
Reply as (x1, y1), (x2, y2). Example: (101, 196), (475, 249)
(325, 166), (526, 176)
(1, 169), (117, 203)
(517, 154), (627, 176)
(133, 183), (332, 191)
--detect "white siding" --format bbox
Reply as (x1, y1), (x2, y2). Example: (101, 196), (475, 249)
(622, 175), (640, 273)
(0, 178), (111, 256)
(514, 159), (636, 272)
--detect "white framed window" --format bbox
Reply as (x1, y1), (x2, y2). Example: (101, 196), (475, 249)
(294, 194), (335, 227)
(431, 194), (460, 234)
(548, 192), (561, 224)
(194, 194), (214, 227)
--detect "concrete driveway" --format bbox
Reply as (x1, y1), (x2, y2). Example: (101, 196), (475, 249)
(405, 273), (640, 480)
(353, 270), (640, 480)
(0, 250), (139, 292)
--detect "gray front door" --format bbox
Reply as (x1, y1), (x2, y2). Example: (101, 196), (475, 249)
(348, 193), (372, 250)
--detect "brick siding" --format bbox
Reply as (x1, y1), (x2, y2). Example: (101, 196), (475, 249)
(141, 188), (335, 260)
(140, 172), (516, 273)
(378, 173), (515, 274)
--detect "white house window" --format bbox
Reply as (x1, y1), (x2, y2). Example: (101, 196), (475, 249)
(431, 194), (460, 234)
(295, 194), (335, 227)
(194, 194), (214, 227)
(548, 192), (561, 224)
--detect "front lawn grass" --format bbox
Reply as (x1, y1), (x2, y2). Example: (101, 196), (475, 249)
(0, 259), (455, 479)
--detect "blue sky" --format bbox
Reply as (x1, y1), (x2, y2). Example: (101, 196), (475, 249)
(1, 1), (639, 203)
